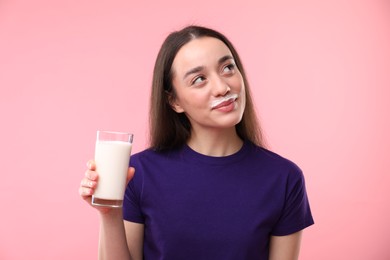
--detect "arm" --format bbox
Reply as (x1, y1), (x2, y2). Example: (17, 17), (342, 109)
(124, 220), (144, 260)
(98, 211), (144, 260)
(98, 210), (132, 260)
(80, 161), (143, 260)
(269, 231), (302, 260)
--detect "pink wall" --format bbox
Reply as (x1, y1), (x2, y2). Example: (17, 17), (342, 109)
(1, 0), (389, 259)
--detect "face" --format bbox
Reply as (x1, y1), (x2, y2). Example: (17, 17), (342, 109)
(170, 37), (246, 132)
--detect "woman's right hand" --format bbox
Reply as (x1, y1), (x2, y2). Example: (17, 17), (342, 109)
(79, 160), (135, 214)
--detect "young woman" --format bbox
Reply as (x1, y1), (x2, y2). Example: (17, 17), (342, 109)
(80, 25), (314, 260)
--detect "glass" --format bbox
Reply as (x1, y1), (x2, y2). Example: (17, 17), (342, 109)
(91, 131), (133, 207)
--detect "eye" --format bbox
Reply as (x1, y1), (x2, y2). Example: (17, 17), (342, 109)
(192, 76), (206, 85)
(222, 63), (236, 74)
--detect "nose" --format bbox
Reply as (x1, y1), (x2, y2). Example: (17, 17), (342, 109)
(212, 75), (230, 96)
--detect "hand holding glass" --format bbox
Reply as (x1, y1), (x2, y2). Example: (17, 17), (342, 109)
(92, 131), (133, 207)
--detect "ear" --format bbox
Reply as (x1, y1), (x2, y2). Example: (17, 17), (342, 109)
(167, 92), (185, 113)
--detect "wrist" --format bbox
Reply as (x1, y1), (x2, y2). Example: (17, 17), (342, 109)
(98, 207), (123, 220)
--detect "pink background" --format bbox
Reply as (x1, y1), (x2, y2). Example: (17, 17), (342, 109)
(1, 0), (389, 259)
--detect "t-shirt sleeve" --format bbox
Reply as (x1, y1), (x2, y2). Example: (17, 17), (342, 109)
(271, 164), (314, 236)
(122, 155), (145, 224)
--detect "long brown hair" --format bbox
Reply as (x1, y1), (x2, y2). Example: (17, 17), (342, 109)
(149, 25), (265, 151)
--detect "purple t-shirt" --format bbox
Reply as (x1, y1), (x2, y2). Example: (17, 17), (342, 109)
(123, 141), (314, 259)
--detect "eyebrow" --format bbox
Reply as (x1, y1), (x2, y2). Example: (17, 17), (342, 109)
(183, 55), (234, 80)
(218, 55), (234, 65)
(183, 66), (204, 80)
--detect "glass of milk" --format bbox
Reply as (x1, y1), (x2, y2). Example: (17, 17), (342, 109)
(92, 131), (133, 208)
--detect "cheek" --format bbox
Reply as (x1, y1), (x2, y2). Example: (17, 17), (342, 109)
(238, 82), (246, 108)
(188, 94), (210, 109)
(230, 72), (245, 90)
(176, 92), (210, 113)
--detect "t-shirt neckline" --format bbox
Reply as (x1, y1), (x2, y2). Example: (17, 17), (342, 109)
(180, 140), (251, 166)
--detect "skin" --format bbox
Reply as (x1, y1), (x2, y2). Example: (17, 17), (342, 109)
(170, 37), (245, 156)
(269, 232), (302, 260)
(80, 161), (143, 260)
(79, 36), (303, 260)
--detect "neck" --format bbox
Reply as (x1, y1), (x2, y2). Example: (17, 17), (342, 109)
(187, 127), (243, 157)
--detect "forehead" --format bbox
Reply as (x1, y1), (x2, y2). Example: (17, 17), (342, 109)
(172, 37), (233, 74)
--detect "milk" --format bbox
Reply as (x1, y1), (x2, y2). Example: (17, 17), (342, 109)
(93, 140), (132, 201)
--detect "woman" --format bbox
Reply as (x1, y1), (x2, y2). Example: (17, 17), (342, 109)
(80, 25), (314, 260)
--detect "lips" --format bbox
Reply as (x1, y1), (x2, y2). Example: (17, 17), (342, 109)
(211, 94), (238, 109)
(212, 99), (235, 109)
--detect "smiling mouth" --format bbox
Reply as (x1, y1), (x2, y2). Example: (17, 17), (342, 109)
(211, 94), (238, 109)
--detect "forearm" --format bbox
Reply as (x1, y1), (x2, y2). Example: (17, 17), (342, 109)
(269, 231), (302, 260)
(98, 209), (131, 260)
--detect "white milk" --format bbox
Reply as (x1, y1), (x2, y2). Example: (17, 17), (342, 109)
(93, 140), (132, 200)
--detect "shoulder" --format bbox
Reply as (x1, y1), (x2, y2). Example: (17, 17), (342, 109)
(129, 147), (184, 171)
(131, 147), (173, 161)
(246, 142), (304, 180)
(130, 148), (157, 161)
(250, 144), (301, 171)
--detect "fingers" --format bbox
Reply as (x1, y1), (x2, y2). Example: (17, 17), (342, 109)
(79, 186), (92, 198)
(87, 159), (96, 171)
(79, 161), (136, 202)
(85, 168), (98, 181)
(79, 177), (97, 194)
(126, 167), (136, 184)
(79, 160), (98, 198)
